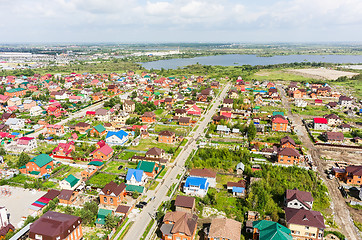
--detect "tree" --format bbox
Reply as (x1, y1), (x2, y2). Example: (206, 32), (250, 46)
(38, 133), (45, 140)
(247, 122), (257, 143)
(16, 152), (31, 168)
(105, 214), (119, 230)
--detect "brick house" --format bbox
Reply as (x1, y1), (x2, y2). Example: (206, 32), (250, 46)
(272, 115), (288, 132)
(47, 124), (65, 135)
(52, 141), (75, 157)
(145, 147), (166, 159)
(293, 89), (307, 99)
(333, 165), (362, 185)
(223, 98), (233, 108)
(58, 189), (79, 205)
(29, 211), (83, 240)
(280, 136), (296, 149)
(277, 148), (301, 165)
(322, 132), (344, 143)
(158, 130), (176, 144)
(4, 88), (26, 97)
(142, 112), (156, 123)
(179, 117), (191, 126)
(285, 188), (314, 210)
(90, 124), (107, 136)
(19, 154), (54, 177)
(207, 218), (242, 240)
(90, 141), (114, 161)
(75, 122), (91, 134)
(160, 211), (198, 240)
(99, 181), (127, 206)
(174, 195), (195, 214)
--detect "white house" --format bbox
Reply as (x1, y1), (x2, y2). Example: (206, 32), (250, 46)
(7, 97), (22, 107)
(295, 99), (307, 108)
(313, 118), (328, 131)
(59, 174), (81, 190)
(189, 168), (217, 188)
(5, 118), (25, 130)
(16, 137), (37, 151)
(183, 176), (209, 198)
(338, 96), (353, 108)
(30, 106), (43, 116)
(285, 188), (314, 210)
(105, 130), (129, 145)
(126, 169), (147, 186)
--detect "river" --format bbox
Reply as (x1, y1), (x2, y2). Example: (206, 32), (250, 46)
(141, 54), (362, 69)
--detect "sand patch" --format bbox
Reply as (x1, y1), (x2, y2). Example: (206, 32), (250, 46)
(287, 68), (358, 80)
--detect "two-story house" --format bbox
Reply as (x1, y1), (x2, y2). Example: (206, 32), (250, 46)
(126, 168), (148, 186)
(183, 176), (209, 197)
(160, 211), (198, 240)
(277, 148), (301, 165)
(99, 181), (127, 206)
(158, 130), (176, 144)
(285, 188), (314, 210)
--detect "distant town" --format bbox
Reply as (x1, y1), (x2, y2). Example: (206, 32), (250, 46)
(0, 44), (361, 240)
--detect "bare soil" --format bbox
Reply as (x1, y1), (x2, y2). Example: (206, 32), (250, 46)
(287, 68), (358, 80)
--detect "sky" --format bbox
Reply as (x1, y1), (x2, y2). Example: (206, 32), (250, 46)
(1, 0), (362, 43)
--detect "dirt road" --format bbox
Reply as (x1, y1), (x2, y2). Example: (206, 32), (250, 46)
(277, 84), (360, 240)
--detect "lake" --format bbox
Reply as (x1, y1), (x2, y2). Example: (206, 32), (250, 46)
(141, 54), (362, 69)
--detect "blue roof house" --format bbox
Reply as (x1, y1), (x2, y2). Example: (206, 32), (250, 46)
(183, 176), (209, 197)
(126, 169), (147, 186)
(105, 130), (129, 146)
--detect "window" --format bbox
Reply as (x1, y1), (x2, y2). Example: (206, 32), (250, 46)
(35, 234), (42, 240)
(305, 226), (309, 230)
(104, 197), (107, 203)
(110, 198), (113, 204)
(296, 231), (300, 235)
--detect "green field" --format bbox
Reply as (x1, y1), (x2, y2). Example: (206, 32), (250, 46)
(86, 173), (117, 188)
(128, 137), (176, 152)
(153, 124), (191, 136)
(252, 69), (317, 82)
(102, 161), (138, 174)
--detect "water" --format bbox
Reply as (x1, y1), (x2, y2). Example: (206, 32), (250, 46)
(141, 54), (362, 69)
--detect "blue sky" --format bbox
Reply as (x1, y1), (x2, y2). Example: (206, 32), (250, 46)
(1, 0), (362, 43)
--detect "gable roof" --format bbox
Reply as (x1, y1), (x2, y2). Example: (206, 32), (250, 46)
(285, 208), (325, 229)
(106, 130), (128, 140)
(63, 174), (79, 187)
(286, 188), (314, 209)
(159, 130), (175, 137)
(209, 218), (242, 240)
(185, 177), (209, 189)
(280, 136), (296, 146)
(163, 211), (198, 236)
(58, 189), (74, 201)
(189, 168), (216, 178)
(146, 147), (165, 156)
(92, 144), (113, 156)
(174, 195), (195, 209)
(29, 154), (53, 168)
(136, 161), (156, 173)
(101, 181), (126, 196)
(313, 118), (328, 124)
(277, 147), (300, 157)
(93, 124), (106, 133)
(252, 220), (292, 240)
(346, 165), (362, 176)
(126, 169), (144, 182)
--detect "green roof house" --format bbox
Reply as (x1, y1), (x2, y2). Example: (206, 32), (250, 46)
(91, 124), (107, 136)
(95, 208), (113, 226)
(273, 111), (284, 116)
(60, 174), (80, 190)
(136, 161), (157, 177)
(20, 154), (54, 177)
(252, 220), (292, 240)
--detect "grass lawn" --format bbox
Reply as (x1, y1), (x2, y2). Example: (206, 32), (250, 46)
(216, 174), (242, 189)
(291, 105), (332, 116)
(148, 181), (159, 190)
(153, 124), (190, 136)
(118, 151), (136, 160)
(128, 137), (176, 152)
(259, 132), (302, 145)
(103, 161), (138, 174)
(35, 142), (56, 155)
(87, 173), (117, 188)
(157, 167), (168, 179)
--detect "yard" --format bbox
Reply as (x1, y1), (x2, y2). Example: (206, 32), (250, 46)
(118, 151), (136, 160)
(35, 142), (56, 155)
(86, 173), (117, 188)
(52, 165), (83, 180)
(216, 174), (242, 189)
(102, 161), (138, 174)
(127, 137), (176, 152)
(153, 124), (191, 136)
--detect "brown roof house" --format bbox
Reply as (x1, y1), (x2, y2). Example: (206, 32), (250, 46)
(206, 218), (242, 240)
(174, 195), (196, 214)
(277, 148), (301, 165)
(99, 181), (127, 206)
(160, 211), (198, 240)
(158, 130), (176, 144)
(58, 189), (79, 205)
(75, 122), (91, 134)
(29, 211), (82, 240)
(285, 188), (314, 210)
(145, 147), (166, 160)
(321, 132), (344, 143)
(189, 168), (216, 187)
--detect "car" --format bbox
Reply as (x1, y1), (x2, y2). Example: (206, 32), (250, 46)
(135, 204), (144, 209)
(118, 165), (123, 170)
(139, 201), (147, 206)
(149, 196), (156, 201)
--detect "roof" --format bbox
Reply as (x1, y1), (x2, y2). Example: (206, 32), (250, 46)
(115, 205), (131, 214)
(286, 188), (314, 209)
(323, 113), (340, 120)
(126, 168), (144, 182)
(63, 174), (79, 187)
(58, 189), (74, 201)
(159, 130), (175, 137)
(185, 176), (209, 190)
(163, 211), (198, 236)
(42, 189), (60, 200)
(106, 130), (128, 140)
(29, 211), (81, 239)
(101, 181), (126, 196)
(280, 136), (296, 146)
(346, 165), (362, 176)
(208, 218), (242, 240)
(272, 116), (288, 124)
(95, 208), (112, 225)
(277, 147), (300, 157)
(92, 144), (114, 156)
(93, 124), (106, 133)
(323, 132), (344, 141)
(125, 184), (144, 193)
(189, 168), (216, 178)
(88, 161), (104, 166)
(137, 161), (156, 173)
(313, 118), (328, 124)
(75, 122), (90, 128)
(252, 220), (292, 240)
(285, 208), (325, 229)
(29, 154), (53, 168)
(174, 195), (195, 209)
(142, 111), (155, 117)
(146, 147), (165, 156)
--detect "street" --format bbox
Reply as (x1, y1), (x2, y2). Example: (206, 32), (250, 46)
(121, 83), (231, 240)
(277, 84), (359, 240)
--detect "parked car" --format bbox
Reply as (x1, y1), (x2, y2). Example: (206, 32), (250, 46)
(139, 201), (147, 206)
(118, 165), (123, 170)
(135, 204), (144, 209)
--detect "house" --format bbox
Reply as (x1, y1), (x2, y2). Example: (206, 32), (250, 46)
(95, 108), (110, 122)
(228, 90), (239, 99)
(19, 154), (54, 177)
(236, 162), (245, 175)
(4, 88), (26, 97)
(335, 165), (362, 185)
(293, 89), (307, 98)
(47, 124), (65, 135)
(317, 87), (331, 96)
(16, 137), (37, 151)
(115, 205), (131, 218)
(207, 218), (242, 240)
(323, 114), (342, 126)
(285, 208), (325, 240)
(322, 132), (344, 143)
(223, 98), (234, 108)
(313, 118), (328, 130)
(220, 107), (232, 118)
(113, 111), (129, 125)
(75, 122), (91, 134)
(52, 141), (75, 157)
(179, 117), (191, 126)
(235, 80), (245, 91)
(277, 148), (301, 165)
(326, 102), (338, 108)
(59, 174), (80, 190)
(142, 111), (156, 123)
(175, 109), (187, 117)
(217, 125), (230, 134)
(338, 95), (352, 107)
(252, 220), (292, 240)
(174, 195), (195, 214)
(189, 168), (216, 187)
(268, 88), (279, 97)
(145, 147), (166, 159)
(90, 141), (114, 161)
(95, 208), (113, 227)
(272, 115), (288, 132)
(0, 113), (16, 122)
(126, 168), (147, 186)
(159, 130), (176, 144)
(58, 189), (79, 205)
(0, 207), (14, 239)
(280, 136), (296, 149)
(81, 161), (103, 179)
(90, 124), (107, 136)
(5, 118), (25, 130)
(47, 105), (62, 118)
(210, 81), (220, 89)
(184, 176), (209, 197)
(227, 180), (246, 197)
(123, 100), (135, 113)
(0, 95), (10, 104)
(285, 188), (314, 210)
(136, 161), (159, 178)
(187, 105), (201, 116)
(99, 181), (127, 206)
(160, 211), (198, 240)
(30, 106), (43, 116)
(29, 211), (82, 240)
(105, 130), (129, 145)
(7, 97), (22, 107)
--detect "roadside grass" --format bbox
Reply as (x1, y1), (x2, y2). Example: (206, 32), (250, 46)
(354, 221), (362, 232)
(148, 181), (159, 191)
(139, 219), (155, 240)
(111, 218), (129, 240)
(119, 222), (134, 240)
(158, 167), (167, 179)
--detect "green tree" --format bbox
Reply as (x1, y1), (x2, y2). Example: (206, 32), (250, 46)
(38, 133), (45, 140)
(105, 214), (119, 230)
(247, 122), (257, 143)
(16, 152), (31, 168)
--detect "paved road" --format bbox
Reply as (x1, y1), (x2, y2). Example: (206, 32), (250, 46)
(121, 83), (231, 240)
(277, 84), (359, 240)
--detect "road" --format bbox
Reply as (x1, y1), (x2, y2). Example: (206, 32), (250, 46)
(121, 83), (231, 240)
(277, 84), (360, 240)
